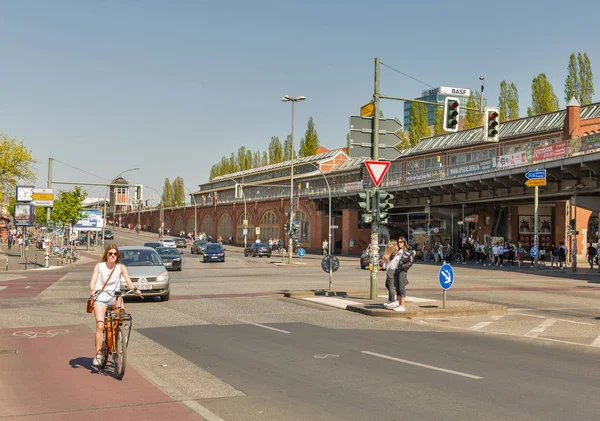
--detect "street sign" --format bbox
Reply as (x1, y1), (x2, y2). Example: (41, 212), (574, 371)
(364, 160), (391, 187)
(32, 200), (54, 207)
(297, 248), (306, 257)
(349, 116), (403, 160)
(243, 228), (248, 235)
(439, 263), (454, 290)
(525, 169), (546, 180)
(331, 225), (339, 229)
(31, 188), (54, 207)
(525, 179), (546, 187)
(530, 246), (538, 257)
(321, 255), (340, 273)
(360, 102), (374, 117)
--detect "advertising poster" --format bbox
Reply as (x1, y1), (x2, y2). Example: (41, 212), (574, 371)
(532, 142), (567, 161)
(14, 204), (33, 226)
(73, 209), (104, 232)
(497, 150), (532, 169)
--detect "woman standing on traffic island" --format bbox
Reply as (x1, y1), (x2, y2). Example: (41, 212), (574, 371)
(89, 245), (141, 367)
(394, 237), (414, 312)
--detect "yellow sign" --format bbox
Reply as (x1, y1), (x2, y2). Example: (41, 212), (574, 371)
(31, 193), (54, 200)
(525, 179), (546, 187)
(360, 102), (374, 117)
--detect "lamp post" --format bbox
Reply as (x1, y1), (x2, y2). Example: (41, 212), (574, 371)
(281, 94), (306, 264)
(102, 167), (139, 248)
(221, 175), (247, 248)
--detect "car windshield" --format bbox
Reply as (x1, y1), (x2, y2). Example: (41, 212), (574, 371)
(162, 240), (175, 243)
(144, 243), (160, 248)
(120, 249), (162, 266)
(155, 247), (179, 256)
(206, 244), (223, 251)
(255, 244), (268, 248)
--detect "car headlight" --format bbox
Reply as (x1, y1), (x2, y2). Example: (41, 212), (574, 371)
(173, 258), (181, 262)
(157, 271), (169, 282)
(218, 253), (224, 257)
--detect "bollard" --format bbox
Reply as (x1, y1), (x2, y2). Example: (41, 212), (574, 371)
(56, 257), (60, 267)
(34, 253), (38, 268)
(24, 253), (28, 270)
(5, 254), (8, 271)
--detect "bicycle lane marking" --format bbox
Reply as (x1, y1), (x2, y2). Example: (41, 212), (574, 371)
(0, 272), (65, 298)
(0, 324), (205, 420)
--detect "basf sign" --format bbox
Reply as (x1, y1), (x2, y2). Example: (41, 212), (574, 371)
(422, 86), (471, 97)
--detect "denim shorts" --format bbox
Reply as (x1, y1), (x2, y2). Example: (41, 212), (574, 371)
(94, 296), (115, 307)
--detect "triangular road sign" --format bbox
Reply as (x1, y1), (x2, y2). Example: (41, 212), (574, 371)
(365, 160), (391, 187)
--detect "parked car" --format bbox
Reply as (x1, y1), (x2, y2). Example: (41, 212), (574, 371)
(244, 242), (271, 258)
(143, 242), (162, 249)
(360, 244), (387, 269)
(190, 240), (208, 254)
(160, 238), (177, 248)
(155, 246), (182, 271)
(202, 243), (225, 263)
(173, 237), (187, 248)
(103, 229), (114, 240)
(118, 246), (171, 301)
(72, 235), (95, 246)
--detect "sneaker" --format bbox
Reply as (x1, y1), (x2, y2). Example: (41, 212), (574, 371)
(388, 301), (399, 308)
(393, 305), (406, 312)
(92, 353), (103, 367)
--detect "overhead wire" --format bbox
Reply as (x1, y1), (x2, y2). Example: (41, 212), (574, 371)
(51, 158), (110, 182)
(380, 61), (436, 89)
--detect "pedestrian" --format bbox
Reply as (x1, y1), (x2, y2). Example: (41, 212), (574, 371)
(558, 242), (567, 269)
(393, 237), (414, 312)
(382, 240), (400, 309)
(516, 242), (525, 268)
(322, 239), (328, 255)
(550, 243), (558, 268)
(7, 234), (12, 249)
(507, 242), (516, 266)
(587, 243), (597, 269)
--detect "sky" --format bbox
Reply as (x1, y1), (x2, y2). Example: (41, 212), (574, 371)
(1, 0), (599, 204)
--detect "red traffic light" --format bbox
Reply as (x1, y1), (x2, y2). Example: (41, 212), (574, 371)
(449, 101), (459, 110)
(488, 111), (499, 119)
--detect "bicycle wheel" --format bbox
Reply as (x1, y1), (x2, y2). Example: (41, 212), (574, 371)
(113, 326), (127, 380)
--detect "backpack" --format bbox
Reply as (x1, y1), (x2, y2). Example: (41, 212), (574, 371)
(558, 246), (566, 257)
(551, 247), (558, 257)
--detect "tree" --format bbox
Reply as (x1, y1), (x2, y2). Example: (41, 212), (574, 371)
(530, 73), (559, 116)
(433, 105), (444, 136)
(268, 136), (283, 164)
(298, 116), (320, 157)
(394, 132), (410, 150)
(0, 134), (36, 203)
(261, 151), (269, 167)
(228, 152), (239, 173)
(245, 150), (252, 170)
(464, 92), (483, 129)
(252, 151), (261, 168)
(408, 102), (429, 146)
(50, 186), (87, 226)
(172, 176), (185, 207)
(346, 132), (351, 151)
(283, 134), (295, 161)
(565, 53), (579, 104)
(578, 52), (594, 105)
(162, 178), (173, 207)
(237, 147), (249, 171)
(499, 81), (520, 121)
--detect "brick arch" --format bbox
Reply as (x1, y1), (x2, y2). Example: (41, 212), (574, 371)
(257, 205), (282, 224)
(174, 215), (184, 234)
(217, 212), (234, 241)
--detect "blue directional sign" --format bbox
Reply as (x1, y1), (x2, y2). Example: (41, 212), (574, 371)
(297, 248), (306, 257)
(439, 263), (454, 290)
(530, 246), (538, 257)
(525, 169), (546, 180)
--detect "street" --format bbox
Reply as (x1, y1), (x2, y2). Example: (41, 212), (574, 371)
(2, 229), (600, 420)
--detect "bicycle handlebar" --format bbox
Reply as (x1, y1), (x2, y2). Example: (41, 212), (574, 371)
(93, 289), (144, 299)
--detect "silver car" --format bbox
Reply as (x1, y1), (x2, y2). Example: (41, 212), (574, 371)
(119, 246), (171, 301)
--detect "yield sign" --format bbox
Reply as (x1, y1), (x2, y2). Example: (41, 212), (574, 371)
(365, 160), (390, 187)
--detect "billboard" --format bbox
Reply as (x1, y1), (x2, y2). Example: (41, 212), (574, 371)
(14, 204), (34, 226)
(73, 209), (104, 232)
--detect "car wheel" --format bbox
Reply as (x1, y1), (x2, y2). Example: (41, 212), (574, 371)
(161, 292), (170, 302)
(221, 258), (225, 262)
(203, 258), (207, 263)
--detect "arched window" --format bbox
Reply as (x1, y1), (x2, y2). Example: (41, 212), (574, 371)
(260, 211), (279, 242)
(201, 215), (214, 237)
(237, 213), (254, 244)
(297, 210), (310, 243)
(218, 213), (233, 241)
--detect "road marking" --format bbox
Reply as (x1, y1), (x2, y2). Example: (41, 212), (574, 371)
(237, 320), (290, 334)
(360, 351), (483, 380)
(302, 297), (361, 309)
(525, 318), (557, 337)
(25, 286), (31, 289)
(0, 286), (6, 291)
(511, 313), (594, 325)
(182, 400), (227, 421)
(590, 335), (600, 348)
(469, 322), (493, 331)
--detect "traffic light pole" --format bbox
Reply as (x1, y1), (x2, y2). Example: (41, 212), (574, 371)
(369, 58), (381, 301)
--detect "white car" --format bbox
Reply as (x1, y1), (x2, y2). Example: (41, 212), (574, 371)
(160, 239), (177, 248)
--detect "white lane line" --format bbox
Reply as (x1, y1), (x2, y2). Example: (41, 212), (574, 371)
(511, 313), (594, 326)
(182, 400), (227, 421)
(525, 318), (557, 337)
(361, 351), (483, 380)
(0, 286), (6, 291)
(237, 320), (290, 334)
(590, 335), (600, 348)
(469, 322), (493, 331)
(302, 297), (361, 309)
(24, 286), (31, 289)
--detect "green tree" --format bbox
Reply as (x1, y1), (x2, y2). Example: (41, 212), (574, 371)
(499, 81), (520, 121)
(268, 136), (283, 164)
(261, 151), (268, 166)
(237, 147), (249, 171)
(394, 132), (410, 150)
(298, 116), (320, 157)
(245, 150), (252, 170)
(408, 102), (429, 147)
(283, 134), (295, 161)
(0, 134), (37, 203)
(50, 186), (87, 226)
(565, 53), (579, 104)
(162, 178), (173, 207)
(35, 205), (48, 224)
(433, 105), (444, 136)
(228, 152), (239, 173)
(464, 92), (483, 129)
(346, 132), (350, 151)
(530, 73), (559, 115)
(578, 52), (594, 105)
(172, 176), (185, 207)
(252, 151), (261, 168)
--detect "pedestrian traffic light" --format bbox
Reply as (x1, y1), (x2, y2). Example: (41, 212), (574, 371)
(443, 97), (460, 132)
(484, 106), (500, 141)
(358, 191), (371, 212)
(378, 190), (394, 221)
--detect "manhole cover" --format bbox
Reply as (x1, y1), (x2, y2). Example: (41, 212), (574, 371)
(0, 349), (18, 355)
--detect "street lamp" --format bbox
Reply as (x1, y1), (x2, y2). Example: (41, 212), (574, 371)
(281, 94), (306, 264)
(102, 167), (139, 247)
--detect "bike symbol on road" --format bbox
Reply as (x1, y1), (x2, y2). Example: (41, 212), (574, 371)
(439, 264), (454, 290)
(13, 329), (70, 339)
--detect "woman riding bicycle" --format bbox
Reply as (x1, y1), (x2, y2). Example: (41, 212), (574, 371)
(89, 244), (141, 367)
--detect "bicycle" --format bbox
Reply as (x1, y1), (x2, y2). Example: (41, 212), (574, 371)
(97, 290), (141, 379)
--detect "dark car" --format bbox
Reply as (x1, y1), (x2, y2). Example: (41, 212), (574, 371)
(72, 235), (95, 246)
(244, 242), (271, 258)
(103, 229), (114, 240)
(202, 243), (225, 263)
(173, 237), (187, 248)
(143, 242), (162, 249)
(360, 244), (387, 269)
(190, 240), (208, 254)
(155, 246), (182, 271)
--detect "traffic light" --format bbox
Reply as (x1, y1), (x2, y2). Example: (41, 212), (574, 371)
(358, 191), (371, 212)
(378, 190), (394, 221)
(484, 106), (500, 141)
(135, 185), (142, 201)
(291, 223), (299, 235)
(234, 183), (243, 199)
(443, 97), (460, 132)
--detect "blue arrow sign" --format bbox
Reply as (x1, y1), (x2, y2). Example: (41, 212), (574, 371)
(530, 246), (538, 257)
(439, 263), (454, 290)
(297, 248), (306, 257)
(525, 169), (546, 180)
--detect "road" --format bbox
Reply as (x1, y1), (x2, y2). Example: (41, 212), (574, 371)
(2, 229), (600, 420)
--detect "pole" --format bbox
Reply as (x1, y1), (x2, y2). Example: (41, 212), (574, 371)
(573, 191), (577, 272)
(159, 201), (164, 239)
(327, 173), (333, 291)
(369, 57), (381, 301)
(533, 186), (539, 271)
(288, 100), (295, 265)
(451, 212), (454, 250)
(47, 158), (53, 225)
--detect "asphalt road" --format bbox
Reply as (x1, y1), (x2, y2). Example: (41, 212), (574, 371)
(2, 228), (600, 420)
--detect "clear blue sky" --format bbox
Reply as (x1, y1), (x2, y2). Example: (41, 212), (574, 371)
(1, 0), (598, 202)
